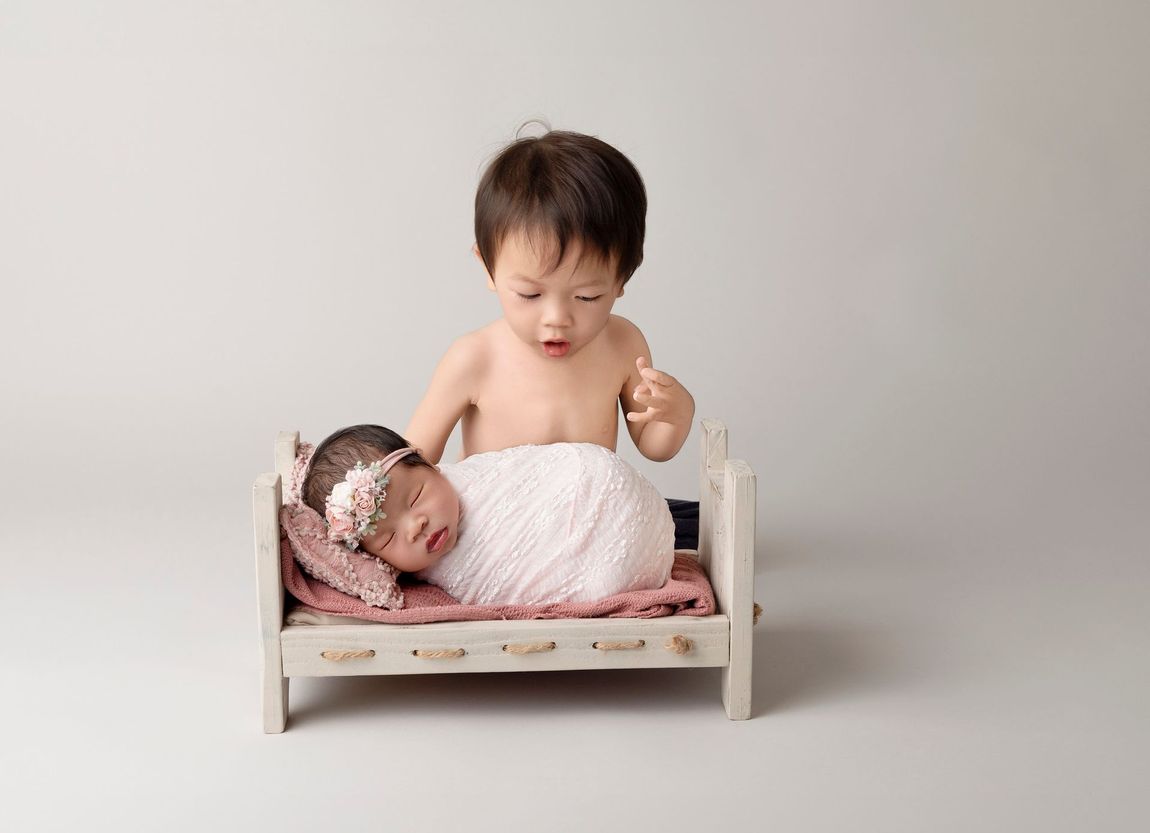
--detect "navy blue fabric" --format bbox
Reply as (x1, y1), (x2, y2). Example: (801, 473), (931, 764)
(665, 498), (700, 550)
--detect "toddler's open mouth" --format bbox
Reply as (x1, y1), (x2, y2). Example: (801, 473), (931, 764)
(426, 527), (449, 554)
(541, 340), (570, 358)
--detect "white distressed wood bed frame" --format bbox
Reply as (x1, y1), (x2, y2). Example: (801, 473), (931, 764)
(253, 418), (756, 732)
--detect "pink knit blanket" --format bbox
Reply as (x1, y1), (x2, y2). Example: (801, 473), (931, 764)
(281, 537), (716, 624)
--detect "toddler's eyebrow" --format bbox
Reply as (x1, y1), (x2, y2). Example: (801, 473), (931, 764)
(508, 274), (609, 288)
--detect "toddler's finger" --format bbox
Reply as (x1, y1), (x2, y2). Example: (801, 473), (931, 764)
(635, 356), (650, 372)
(640, 366), (674, 386)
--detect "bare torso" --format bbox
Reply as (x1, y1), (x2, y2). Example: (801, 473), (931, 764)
(457, 318), (633, 460)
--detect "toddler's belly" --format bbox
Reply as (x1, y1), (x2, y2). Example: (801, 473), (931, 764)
(459, 403), (619, 459)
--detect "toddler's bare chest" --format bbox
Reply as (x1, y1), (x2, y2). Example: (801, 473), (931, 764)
(468, 361), (625, 449)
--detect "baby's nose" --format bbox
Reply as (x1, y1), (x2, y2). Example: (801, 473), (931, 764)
(407, 514), (428, 541)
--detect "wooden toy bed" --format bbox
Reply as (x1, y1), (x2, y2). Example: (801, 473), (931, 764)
(253, 419), (757, 732)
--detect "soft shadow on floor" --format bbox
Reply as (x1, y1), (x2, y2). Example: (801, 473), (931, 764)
(751, 621), (912, 718)
(287, 666), (723, 727)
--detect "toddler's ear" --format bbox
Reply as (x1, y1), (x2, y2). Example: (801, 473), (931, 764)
(473, 243), (497, 290)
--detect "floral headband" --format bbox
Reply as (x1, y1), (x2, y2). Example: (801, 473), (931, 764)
(324, 447), (416, 549)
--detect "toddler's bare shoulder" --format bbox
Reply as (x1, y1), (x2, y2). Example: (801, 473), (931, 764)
(439, 327), (494, 376)
(605, 315), (650, 355)
(454, 321), (503, 351)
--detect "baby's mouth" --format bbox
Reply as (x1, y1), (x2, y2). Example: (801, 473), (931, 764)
(426, 527), (448, 554)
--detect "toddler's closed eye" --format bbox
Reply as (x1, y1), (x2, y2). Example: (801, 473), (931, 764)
(411, 486), (423, 507)
(516, 292), (540, 300)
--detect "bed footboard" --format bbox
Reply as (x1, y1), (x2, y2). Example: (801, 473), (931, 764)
(698, 419), (756, 719)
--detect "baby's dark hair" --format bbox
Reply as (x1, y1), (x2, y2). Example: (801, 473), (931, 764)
(302, 425), (432, 517)
(475, 127), (647, 285)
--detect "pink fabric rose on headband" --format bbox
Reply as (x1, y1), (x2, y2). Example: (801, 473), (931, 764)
(326, 509), (356, 540)
(354, 489), (376, 518)
(325, 460), (392, 550)
(347, 467), (377, 491)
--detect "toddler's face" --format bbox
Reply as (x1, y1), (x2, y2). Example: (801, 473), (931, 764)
(484, 231), (624, 361)
(358, 463), (461, 573)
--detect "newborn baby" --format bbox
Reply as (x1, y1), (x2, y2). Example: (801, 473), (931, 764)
(300, 425), (674, 606)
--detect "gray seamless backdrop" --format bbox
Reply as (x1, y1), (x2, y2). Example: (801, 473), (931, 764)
(2, 2), (1148, 831)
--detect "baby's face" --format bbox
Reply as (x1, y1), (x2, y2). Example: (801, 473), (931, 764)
(358, 463), (461, 573)
(485, 231), (624, 361)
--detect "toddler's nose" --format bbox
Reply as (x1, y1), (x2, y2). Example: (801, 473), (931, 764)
(541, 301), (574, 328)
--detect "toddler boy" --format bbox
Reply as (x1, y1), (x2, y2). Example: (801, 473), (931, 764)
(405, 130), (695, 503)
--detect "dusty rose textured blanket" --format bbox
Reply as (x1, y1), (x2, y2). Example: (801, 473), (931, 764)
(280, 536), (716, 624)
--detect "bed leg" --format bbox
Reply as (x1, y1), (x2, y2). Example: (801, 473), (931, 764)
(722, 650), (751, 721)
(263, 674), (289, 734)
(720, 460), (756, 720)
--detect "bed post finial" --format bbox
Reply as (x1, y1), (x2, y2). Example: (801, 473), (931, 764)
(698, 419), (728, 576)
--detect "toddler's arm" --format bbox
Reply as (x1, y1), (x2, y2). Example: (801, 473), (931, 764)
(618, 324), (695, 462)
(404, 335), (482, 465)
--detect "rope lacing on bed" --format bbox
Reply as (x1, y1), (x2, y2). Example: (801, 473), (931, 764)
(318, 608), (765, 663)
(503, 642), (556, 654)
(593, 640), (645, 651)
(412, 648), (467, 659)
(320, 649), (375, 661)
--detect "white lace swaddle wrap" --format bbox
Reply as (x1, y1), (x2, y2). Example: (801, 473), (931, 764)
(415, 443), (675, 605)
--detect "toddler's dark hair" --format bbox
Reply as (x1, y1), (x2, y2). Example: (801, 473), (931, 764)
(303, 425), (432, 517)
(475, 128), (647, 284)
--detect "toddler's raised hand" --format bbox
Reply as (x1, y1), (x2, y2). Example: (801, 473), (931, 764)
(626, 356), (693, 427)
